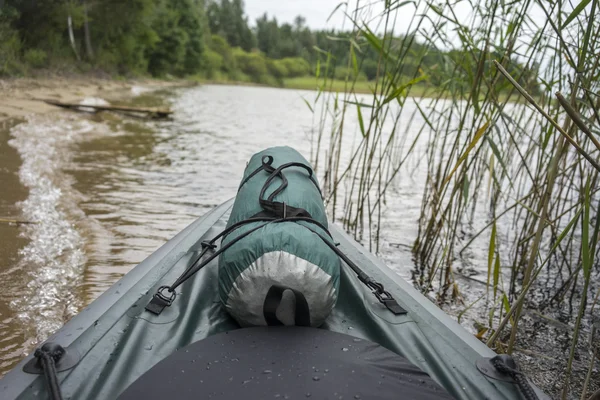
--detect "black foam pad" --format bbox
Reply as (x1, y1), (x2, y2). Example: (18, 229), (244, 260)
(118, 327), (453, 400)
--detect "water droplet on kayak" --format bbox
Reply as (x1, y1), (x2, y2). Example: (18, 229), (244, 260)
(324, 369), (329, 373)
(354, 395), (361, 399)
(312, 376), (320, 381)
(353, 338), (361, 342)
(206, 366), (210, 370)
(342, 347), (349, 352)
(144, 344), (153, 350)
(348, 326), (353, 330)
(181, 370), (185, 373)
(263, 369), (272, 374)
(274, 394), (281, 398)
(243, 380), (252, 385)
(231, 358), (239, 362)
(305, 393), (312, 398)
(314, 368), (319, 372)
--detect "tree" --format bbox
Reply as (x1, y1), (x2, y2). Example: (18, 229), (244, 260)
(256, 14), (280, 58)
(206, 0), (255, 51)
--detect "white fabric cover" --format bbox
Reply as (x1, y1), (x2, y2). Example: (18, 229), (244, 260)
(225, 251), (338, 327)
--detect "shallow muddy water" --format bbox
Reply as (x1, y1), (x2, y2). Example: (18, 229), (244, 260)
(0, 84), (597, 398)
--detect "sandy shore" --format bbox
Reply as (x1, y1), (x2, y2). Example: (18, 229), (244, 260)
(0, 76), (194, 123)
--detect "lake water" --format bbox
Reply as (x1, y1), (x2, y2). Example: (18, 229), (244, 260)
(0, 84), (596, 398)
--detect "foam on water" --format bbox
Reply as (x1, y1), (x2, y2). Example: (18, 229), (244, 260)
(8, 115), (98, 345)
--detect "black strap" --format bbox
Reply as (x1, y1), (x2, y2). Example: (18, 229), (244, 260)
(491, 355), (538, 400)
(239, 155), (322, 197)
(146, 152), (406, 318)
(263, 285), (311, 326)
(145, 216), (333, 315)
(146, 213), (406, 317)
(173, 216), (332, 290)
(251, 202), (313, 219)
(237, 155), (272, 190)
(34, 343), (65, 400)
(299, 224), (406, 315)
(146, 219), (277, 315)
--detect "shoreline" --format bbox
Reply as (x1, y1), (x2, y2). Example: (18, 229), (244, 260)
(0, 75), (526, 117)
(198, 77), (526, 102)
(0, 76), (196, 123)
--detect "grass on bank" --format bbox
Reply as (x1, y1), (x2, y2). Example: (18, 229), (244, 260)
(264, 76), (523, 101)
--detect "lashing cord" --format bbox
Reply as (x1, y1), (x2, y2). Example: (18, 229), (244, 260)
(491, 356), (538, 400)
(34, 343), (65, 400)
(146, 155), (405, 317)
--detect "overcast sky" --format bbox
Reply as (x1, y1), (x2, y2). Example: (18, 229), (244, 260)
(243, 0), (481, 47)
(243, 0), (431, 31)
(243, 0), (551, 49)
(244, 0), (352, 30)
(243, 0), (553, 29)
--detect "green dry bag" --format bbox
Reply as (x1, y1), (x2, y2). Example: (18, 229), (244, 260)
(218, 146), (340, 327)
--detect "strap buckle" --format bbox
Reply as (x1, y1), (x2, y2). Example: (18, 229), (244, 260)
(201, 240), (217, 250)
(145, 286), (176, 315)
(368, 281), (407, 316)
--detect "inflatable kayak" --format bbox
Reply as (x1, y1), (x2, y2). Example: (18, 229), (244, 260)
(0, 147), (548, 400)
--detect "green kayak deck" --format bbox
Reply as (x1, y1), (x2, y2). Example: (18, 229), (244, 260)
(0, 200), (547, 399)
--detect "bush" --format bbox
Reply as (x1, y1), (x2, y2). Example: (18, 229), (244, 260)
(232, 48), (267, 80)
(333, 66), (368, 82)
(201, 49), (223, 78)
(0, 8), (22, 76)
(229, 69), (251, 82)
(258, 74), (280, 86)
(362, 59), (379, 80)
(209, 34), (235, 72)
(281, 57), (310, 77)
(23, 49), (48, 68)
(266, 59), (288, 79)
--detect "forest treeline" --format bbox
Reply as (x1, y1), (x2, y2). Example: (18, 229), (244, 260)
(0, 0), (540, 92)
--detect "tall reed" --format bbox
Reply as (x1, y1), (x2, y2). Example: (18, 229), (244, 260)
(308, 0), (599, 397)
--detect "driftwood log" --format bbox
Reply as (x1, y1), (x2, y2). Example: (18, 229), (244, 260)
(42, 99), (173, 119)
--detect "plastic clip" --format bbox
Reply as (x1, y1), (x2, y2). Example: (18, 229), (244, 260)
(201, 241), (217, 250)
(145, 286), (177, 315)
